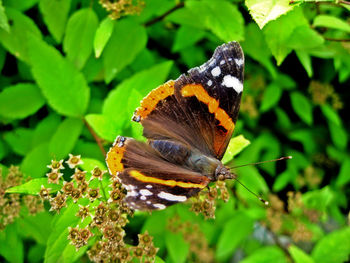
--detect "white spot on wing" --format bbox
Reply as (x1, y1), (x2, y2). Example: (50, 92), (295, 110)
(140, 196), (146, 200)
(222, 75), (243, 93)
(235, 58), (244, 67)
(146, 201), (151, 204)
(220, 60), (225, 65)
(211, 66), (221, 77)
(153, 203), (166, 210)
(127, 190), (138, 197)
(146, 185), (152, 189)
(207, 80), (213, 86)
(158, 191), (187, 202)
(140, 189), (153, 196)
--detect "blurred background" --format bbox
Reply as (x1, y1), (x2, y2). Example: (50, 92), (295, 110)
(0, 0), (349, 262)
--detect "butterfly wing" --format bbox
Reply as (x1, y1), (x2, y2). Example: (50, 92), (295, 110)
(133, 42), (244, 160)
(106, 136), (210, 210)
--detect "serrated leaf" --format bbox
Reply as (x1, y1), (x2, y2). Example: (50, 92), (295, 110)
(39, 0), (71, 43)
(21, 143), (51, 178)
(49, 117), (83, 159)
(263, 8), (307, 65)
(260, 83), (282, 112)
(187, 0), (244, 41)
(94, 17), (114, 58)
(165, 232), (189, 263)
(0, 83), (45, 119)
(85, 114), (122, 142)
(63, 8), (98, 70)
(245, 0), (293, 29)
(103, 61), (173, 122)
(0, 0), (10, 32)
(216, 211), (254, 261)
(0, 8), (41, 63)
(313, 15), (350, 33)
(289, 245), (315, 263)
(222, 135), (250, 164)
(6, 178), (61, 194)
(102, 18), (147, 83)
(240, 246), (287, 263)
(312, 227), (350, 263)
(28, 35), (90, 117)
(290, 92), (313, 125)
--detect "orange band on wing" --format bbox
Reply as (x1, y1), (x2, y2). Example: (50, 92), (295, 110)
(134, 80), (175, 120)
(106, 143), (126, 175)
(129, 170), (206, 189)
(180, 84), (234, 131)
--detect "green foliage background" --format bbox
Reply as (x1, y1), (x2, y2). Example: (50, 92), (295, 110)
(0, 0), (350, 262)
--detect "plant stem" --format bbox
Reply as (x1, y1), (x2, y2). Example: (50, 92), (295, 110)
(83, 118), (106, 157)
(144, 2), (185, 27)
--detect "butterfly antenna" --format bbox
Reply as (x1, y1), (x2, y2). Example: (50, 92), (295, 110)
(234, 177), (269, 206)
(230, 156), (292, 169)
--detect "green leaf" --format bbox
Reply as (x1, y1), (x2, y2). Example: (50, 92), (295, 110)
(240, 246), (287, 263)
(172, 25), (206, 52)
(80, 158), (106, 173)
(313, 15), (350, 33)
(94, 17), (114, 58)
(3, 0), (38, 12)
(260, 83), (282, 112)
(63, 8), (98, 70)
(312, 227), (350, 263)
(287, 26), (324, 49)
(18, 212), (52, 245)
(166, 6), (205, 29)
(103, 61), (173, 122)
(302, 186), (333, 212)
(28, 35), (90, 117)
(336, 158), (350, 188)
(222, 135), (251, 164)
(33, 113), (61, 146)
(328, 121), (347, 150)
(242, 23), (277, 78)
(85, 114), (121, 142)
(216, 212), (254, 261)
(290, 92), (313, 125)
(296, 50), (313, 77)
(6, 178), (61, 194)
(263, 8), (307, 65)
(288, 129), (316, 154)
(245, 0), (294, 29)
(45, 203), (80, 263)
(21, 143), (51, 178)
(0, 223), (24, 263)
(102, 18), (147, 83)
(3, 128), (34, 156)
(165, 232), (189, 263)
(187, 0), (244, 41)
(289, 245), (315, 263)
(273, 170), (293, 191)
(320, 104), (341, 126)
(0, 83), (45, 119)
(0, 8), (41, 63)
(39, 0), (71, 43)
(49, 117), (83, 159)
(0, 0), (9, 32)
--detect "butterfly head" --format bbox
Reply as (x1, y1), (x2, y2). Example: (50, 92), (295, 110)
(215, 165), (236, 181)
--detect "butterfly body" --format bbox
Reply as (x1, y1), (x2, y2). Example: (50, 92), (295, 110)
(106, 42), (244, 211)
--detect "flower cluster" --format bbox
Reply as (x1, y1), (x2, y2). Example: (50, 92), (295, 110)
(308, 80), (343, 110)
(265, 192), (318, 242)
(168, 216), (214, 263)
(41, 154), (158, 262)
(0, 166), (43, 229)
(190, 181), (230, 219)
(99, 0), (145, 20)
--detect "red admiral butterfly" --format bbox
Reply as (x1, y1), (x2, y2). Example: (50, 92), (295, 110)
(106, 42), (244, 211)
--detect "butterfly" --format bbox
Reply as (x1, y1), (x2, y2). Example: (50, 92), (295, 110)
(106, 42), (244, 210)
